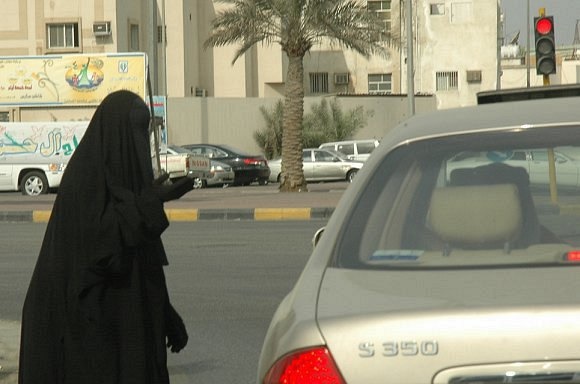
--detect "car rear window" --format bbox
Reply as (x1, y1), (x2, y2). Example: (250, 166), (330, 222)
(357, 142), (377, 154)
(336, 126), (580, 270)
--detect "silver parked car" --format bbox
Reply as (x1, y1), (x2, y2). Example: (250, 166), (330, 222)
(268, 148), (363, 183)
(258, 89), (580, 383)
(192, 159), (234, 189)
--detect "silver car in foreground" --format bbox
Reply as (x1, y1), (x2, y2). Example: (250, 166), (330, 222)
(268, 148), (363, 183)
(258, 90), (580, 383)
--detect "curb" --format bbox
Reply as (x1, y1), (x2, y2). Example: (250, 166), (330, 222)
(0, 208), (335, 223)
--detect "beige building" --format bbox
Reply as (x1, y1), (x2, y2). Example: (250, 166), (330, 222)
(0, 0), (502, 101)
(2, 0), (541, 151)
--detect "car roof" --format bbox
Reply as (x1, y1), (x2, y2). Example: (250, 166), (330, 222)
(320, 139), (378, 145)
(380, 96), (580, 151)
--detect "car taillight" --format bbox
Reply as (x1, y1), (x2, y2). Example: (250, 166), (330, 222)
(263, 346), (346, 384)
(244, 157), (264, 166)
(565, 250), (580, 262)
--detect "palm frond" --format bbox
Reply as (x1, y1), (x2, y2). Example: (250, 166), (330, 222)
(306, 0), (391, 57)
(204, 0), (282, 63)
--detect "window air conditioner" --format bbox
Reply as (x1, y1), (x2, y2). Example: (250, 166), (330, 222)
(93, 22), (111, 36)
(334, 73), (350, 85)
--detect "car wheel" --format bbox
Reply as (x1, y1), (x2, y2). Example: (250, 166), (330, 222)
(258, 179), (268, 186)
(346, 169), (358, 183)
(192, 177), (207, 189)
(21, 171), (49, 196)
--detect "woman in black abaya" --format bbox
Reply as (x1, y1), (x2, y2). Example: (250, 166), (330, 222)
(19, 90), (191, 384)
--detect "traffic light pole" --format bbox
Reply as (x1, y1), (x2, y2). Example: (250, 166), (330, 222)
(536, 7), (559, 205)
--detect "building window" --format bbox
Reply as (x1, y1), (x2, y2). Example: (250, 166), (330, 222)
(436, 71), (459, 91)
(368, 0), (391, 39)
(46, 23), (80, 50)
(309, 72), (329, 93)
(430, 3), (445, 15)
(130, 24), (140, 51)
(368, 73), (392, 94)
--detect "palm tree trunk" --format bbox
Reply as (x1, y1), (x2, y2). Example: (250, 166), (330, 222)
(279, 54), (307, 192)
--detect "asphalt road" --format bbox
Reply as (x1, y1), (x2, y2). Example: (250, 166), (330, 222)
(0, 220), (325, 384)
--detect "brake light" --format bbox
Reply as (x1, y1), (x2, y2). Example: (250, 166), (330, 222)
(565, 251), (580, 262)
(263, 346), (345, 384)
(244, 157), (264, 166)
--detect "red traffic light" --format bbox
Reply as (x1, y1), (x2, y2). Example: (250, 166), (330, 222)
(534, 15), (556, 75)
(536, 17), (553, 35)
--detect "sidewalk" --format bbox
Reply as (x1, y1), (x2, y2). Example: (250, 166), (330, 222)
(0, 182), (346, 223)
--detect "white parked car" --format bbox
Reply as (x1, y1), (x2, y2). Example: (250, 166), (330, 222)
(319, 139), (379, 162)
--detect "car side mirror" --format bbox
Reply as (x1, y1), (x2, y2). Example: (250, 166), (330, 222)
(312, 227), (325, 248)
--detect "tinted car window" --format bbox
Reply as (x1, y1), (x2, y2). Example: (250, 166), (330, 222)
(314, 150), (335, 162)
(204, 147), (228, 158)
(531, 150), (549, 161)
(336, 127), (580, 270)
(357, 142), (377, 154)
(187, 147), (203, 155)
(168, 145), (190, 154)
(337, 144), (354, 156)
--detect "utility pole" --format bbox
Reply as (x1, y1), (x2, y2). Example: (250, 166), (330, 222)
(406, 0), (415, 116)
(497, 4), (502, 90)
(526, 0), (530, 87)
(149, 0), (158, 94)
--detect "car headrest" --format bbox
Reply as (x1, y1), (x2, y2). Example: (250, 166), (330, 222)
(428, 184), (523, 247)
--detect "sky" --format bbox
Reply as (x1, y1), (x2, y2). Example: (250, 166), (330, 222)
(501, 0), (580, 46)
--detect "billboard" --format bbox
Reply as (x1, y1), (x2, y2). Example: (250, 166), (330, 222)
(0, 52), (147, 106)
(0, 121), (88, 163)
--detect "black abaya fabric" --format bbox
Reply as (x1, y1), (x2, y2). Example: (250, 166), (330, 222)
(18, 90), (187, 384)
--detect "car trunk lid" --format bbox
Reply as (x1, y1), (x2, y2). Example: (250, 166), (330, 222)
(316, 267), (580, 383)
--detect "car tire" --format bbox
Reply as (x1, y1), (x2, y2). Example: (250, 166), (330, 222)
(21, 171), (49, 196)
(258, 179), (268, 186)
(346, 169), (358, 183)
(192, 177), (207, 189)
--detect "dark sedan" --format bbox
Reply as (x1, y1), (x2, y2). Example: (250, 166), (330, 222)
(182, 143), (270, 186)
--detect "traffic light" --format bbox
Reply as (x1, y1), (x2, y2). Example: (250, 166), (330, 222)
(534, 16), (556, 75)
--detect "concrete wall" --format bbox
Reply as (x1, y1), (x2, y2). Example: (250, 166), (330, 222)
(166, 95), (437, 154)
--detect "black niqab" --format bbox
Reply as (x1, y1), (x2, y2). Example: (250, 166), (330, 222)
(18, 90), (186, 384)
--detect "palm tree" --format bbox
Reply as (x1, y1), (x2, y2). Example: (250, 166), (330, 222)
(205, 0), (387, 192)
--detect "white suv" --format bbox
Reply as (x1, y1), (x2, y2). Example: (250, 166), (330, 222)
(319, 139), (379, 162)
